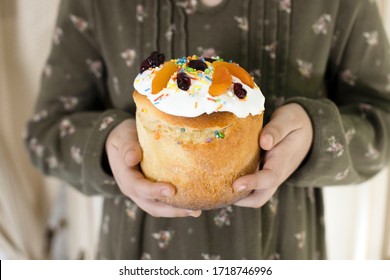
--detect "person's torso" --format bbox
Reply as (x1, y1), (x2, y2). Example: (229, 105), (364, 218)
(91, 0), (358, 120)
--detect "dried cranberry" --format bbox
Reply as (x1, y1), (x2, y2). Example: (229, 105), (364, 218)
(233, 83), (247, 99)
(140, 51), (165, 73)
(177, 72), (191, 91)
(188, 60), (207, 71)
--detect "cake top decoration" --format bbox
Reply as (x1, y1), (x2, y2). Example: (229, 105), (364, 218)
(134, 52), (265, 118)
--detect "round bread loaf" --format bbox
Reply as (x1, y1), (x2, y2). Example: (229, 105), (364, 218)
(133, 53), (265, 210)
(133, 90), (263, 210)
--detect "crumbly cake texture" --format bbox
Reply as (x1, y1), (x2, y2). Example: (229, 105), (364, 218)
(133, 53), (264, 210)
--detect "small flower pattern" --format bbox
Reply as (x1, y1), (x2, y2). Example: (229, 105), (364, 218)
(268, 197), (279, 215)
(214, 206), (233, 227)
(69, 14), (89, 32)
(46, 156), (59, 169)
(365, 143), (379, 160)
(32, 110), (48, 122)
(124, 200), (138, 221)
(112, 76), (121, 95)
(294, 231), (306, 249)
(312, 14), (332, 35)
(53, 27), (63, 45)
(326, 136), (344, 157)
(335, 168), (350, 181)
(135, 4), (147, 22)
(152, 230), (174, 249)
(176, 0), (197, 14)
(234, 16), (249, 32)
(121, 49), (136, 67)
(70, 146), (83, 164)
(279, 0), (291, 14)
(165, 25), (176, 42)
(29, 138), (45, 158)
(359, 103), (373, 112)
(250, 69), (261, 79)
(87, 59), (103, 78)
(345, 128), (356, 145)
(104, 180), (116, 186)
(363, 31), (379, 46)
(297, 59), (313, 78)
(341, 69), (357, 86)
(59, 96), (79, 111)
(99, 116), (115, 131)
(59, 119), (75, 138)
(264, 41), (278, 59)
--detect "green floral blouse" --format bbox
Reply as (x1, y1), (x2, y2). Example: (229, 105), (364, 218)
(26, 0), (390, 259)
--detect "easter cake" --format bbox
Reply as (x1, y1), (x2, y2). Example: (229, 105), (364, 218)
(133, 52), (265, 210)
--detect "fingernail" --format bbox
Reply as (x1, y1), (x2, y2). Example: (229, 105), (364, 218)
(268, 134), (274, 146)
(161, 188), (173, 197)
(235, 185), (248, 193)
(264, 134), (273, 148)
(188, 211), (201, 217)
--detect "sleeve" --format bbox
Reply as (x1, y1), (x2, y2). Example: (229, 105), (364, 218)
(284, 0), (390, 187)
(25, 0), (132, 196)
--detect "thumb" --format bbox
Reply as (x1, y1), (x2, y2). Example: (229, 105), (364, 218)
(107, 119), (142, 167)
(119, 120), (142, 167)
(260, 124), (288, 150)
(260, 112), (295, 151)
(123, 140), (142, 167)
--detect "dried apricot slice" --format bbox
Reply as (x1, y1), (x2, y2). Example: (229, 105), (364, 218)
(212, 61), (254, 88)
(152, 61), (179, 94)
(208, 66), (232, 96)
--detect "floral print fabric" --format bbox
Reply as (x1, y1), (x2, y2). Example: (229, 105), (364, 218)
(25, 0), (390, 259)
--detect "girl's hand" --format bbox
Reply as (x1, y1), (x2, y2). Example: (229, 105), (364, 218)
(233, 103), (313, 208)
(105, 119), (202, 218)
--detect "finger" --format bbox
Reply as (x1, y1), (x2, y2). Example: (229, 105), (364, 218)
(260, 107), (301, 151)
(259, 133), (274, 151)
(107, 140), (176, 200)
(107, 119), (142, 167)
(261, 132), (307, 180)
(132, 196), (202, 218)
(115, 164), (176, 200)
(234, 187), (278, 208)
(119, 122), (142, 167)
(108, 136), (142, 167)
(260, 122), (291, 151)
(235, 128), (308, 194)
(233, 140), (294, 193)
(123, 140), (142, 167)
(233, 169), (278, 193)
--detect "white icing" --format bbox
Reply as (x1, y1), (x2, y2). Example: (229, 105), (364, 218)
(133, 61), (265, 118)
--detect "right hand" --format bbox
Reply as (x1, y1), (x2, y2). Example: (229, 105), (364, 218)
(105, 119), (202, 218)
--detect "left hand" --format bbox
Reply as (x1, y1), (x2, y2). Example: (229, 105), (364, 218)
(233, 103), (313, 208)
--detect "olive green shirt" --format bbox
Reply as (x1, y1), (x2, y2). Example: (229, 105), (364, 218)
(26, 0), (390, 259)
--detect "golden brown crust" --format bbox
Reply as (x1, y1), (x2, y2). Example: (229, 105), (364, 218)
(133, 90), (264, 210)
